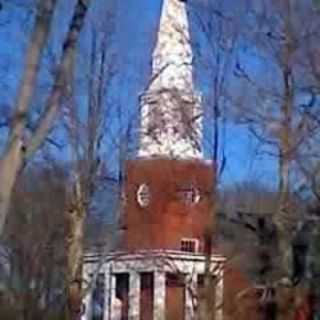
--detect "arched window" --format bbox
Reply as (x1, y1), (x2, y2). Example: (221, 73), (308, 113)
(177, 184), (200, 205)
(136, 184), (151, 208)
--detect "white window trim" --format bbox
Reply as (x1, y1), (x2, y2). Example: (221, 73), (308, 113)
(136, 183), (151, 208)
(181, 238), (199, 253)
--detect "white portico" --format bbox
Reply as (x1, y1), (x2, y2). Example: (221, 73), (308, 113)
(82, 250), (224, 320)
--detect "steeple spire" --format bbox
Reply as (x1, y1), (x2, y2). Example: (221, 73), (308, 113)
(138, 0), (203, 159)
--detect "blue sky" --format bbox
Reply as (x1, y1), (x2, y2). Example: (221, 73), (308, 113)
(0, 0), (278, 188)
(111, 0), (277, 187)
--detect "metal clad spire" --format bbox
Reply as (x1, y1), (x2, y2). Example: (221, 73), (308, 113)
(139, 0), (203, 159)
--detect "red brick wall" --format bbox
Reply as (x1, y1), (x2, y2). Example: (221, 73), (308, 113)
(120, 158), (214, 252)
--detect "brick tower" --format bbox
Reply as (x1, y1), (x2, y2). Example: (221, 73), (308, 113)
(82, 1), (224, 320)
(120, 0), (212, 253)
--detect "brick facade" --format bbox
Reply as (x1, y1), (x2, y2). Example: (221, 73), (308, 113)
(120, 158), (214, 253)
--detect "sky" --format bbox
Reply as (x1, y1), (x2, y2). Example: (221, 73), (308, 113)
(0, 0), (278, 188)
(112, 0), (278, 187)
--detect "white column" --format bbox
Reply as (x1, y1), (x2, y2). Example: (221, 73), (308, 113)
(103, 270), (108, 320)
(82, 265), (93, 320)
(185, 273), (197, 320)
(103, 264), (110, 320)
(153, 271), (166, 320)
(129, 271), (141, 320)
(215, 265), (224, 320)
(103, 264), (117, 320)
(111, 274), (118, 320)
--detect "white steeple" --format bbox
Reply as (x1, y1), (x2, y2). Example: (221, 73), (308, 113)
(138, 0), (203, 159)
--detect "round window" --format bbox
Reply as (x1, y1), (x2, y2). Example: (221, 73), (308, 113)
(136, 184), (151, 207)
(178, 185), (200, 205)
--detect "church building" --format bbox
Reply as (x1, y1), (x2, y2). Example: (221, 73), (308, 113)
(82, 0), (225, 319)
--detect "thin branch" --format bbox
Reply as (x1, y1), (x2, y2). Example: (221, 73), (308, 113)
(24, 0), (90, 160)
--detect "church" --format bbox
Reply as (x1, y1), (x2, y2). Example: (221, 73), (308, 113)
(82, 0), (225, 319)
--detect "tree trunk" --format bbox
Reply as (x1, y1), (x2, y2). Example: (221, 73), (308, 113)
(0, 0), (90, 236)
(275, 148), (293, 280)
(0, 0), (57, 235)
(274, 105), (295, 320)
(200, 176), (218, 320)
(65, 191), (86, 320)
(273, 25), (296, 317)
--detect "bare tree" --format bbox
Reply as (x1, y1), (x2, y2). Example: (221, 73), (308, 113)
(0, 165), (67, 320)
(233, 0), (320, 319)
(186, 1), (244, 318)
(63, 13), (116, 319)
(0, 0), (90, 235)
